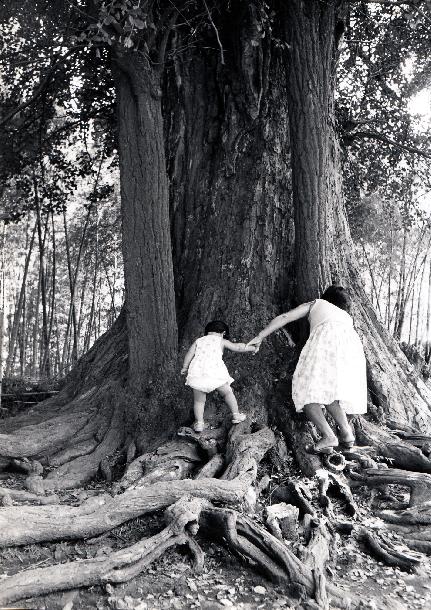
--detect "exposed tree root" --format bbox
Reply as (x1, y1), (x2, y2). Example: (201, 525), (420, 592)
(200, 507), (351, 608)
(350, 467), (431, 507)
(392, 430), (431, 456)
(44, 397), (126, 490)
(265, 503), (299, 541)
(357, 527), (421, 570)
(195, 454), (225, 479)
(0, 470), (256, 547)
(177, 426), (226, 458)
(354, 418), (431, 472)
(221, 424), (276, 481)
(0, 496), (208, 606)
(0, 421), (357, 609)
(0, 485), (59, 506)
(0, 378), (127, 491)
(114, 437), (202, 493)
(0, 313), (128, 488)
(299, 521), (333, 610)
(347, 464), (431, 564)
(3, 412), (431, 608)
(316, 469), (358, 518)
(272, 480), (318, 519)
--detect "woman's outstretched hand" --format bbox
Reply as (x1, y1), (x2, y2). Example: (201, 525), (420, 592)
(246, 336), (263, 352)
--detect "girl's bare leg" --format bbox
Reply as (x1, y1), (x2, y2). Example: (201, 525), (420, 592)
(193, 389), (207, 428)
(326, 400), (355, 443)
(217, 383), (245, 421)
(303, 403), (338, 450)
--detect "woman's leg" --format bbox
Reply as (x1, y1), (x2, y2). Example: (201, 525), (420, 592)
(217, 383), (245, 421)
(193, 389), (207, 429)
(326, 401), (355, 443)
(303, 403), (338, 450)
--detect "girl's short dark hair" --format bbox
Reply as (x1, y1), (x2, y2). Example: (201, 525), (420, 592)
(321, 285), (351, 313)
(204, 320), (229, 338)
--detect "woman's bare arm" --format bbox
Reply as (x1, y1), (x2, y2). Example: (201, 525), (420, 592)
(247, 302), (314, 347)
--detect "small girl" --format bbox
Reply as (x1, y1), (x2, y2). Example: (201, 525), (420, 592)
(181, 320), (256, 432)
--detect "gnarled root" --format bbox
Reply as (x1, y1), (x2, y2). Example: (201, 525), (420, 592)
(357, 526), (421, 570)
(221, 424), (276, 481)
(316, 470), (358, 518)
(113, 438), (202, 493)
(265, 503), (299, 541)
(0, 485), (58, 506)
(299, 521), (333, 610)
(350, 465), (431, 557)
(272, 481), (317, 519)
(354, 418), (431, 473)
(0, 313), (128, 489)
(0, 470), (255, 547)
(200, 507), (352, 609)
(350, 467), (431, 508)
(0, 496), (209, 606)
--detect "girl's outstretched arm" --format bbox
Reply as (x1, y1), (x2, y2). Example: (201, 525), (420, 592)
(223, 339), (257, 353)
(181, 341), (197, 374)
(247, 301), (314, 348)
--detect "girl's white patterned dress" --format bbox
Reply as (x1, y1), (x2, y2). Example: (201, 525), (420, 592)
(292, 299), (367, 414)
(186, 335), (234, 393)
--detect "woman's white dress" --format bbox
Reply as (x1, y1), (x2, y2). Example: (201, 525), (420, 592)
(186, 335), (234, 393)
(292, 299), (367, 414)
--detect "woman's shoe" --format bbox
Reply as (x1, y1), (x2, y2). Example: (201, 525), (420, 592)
(232, 412), (247, 424)
(193, 420), (205, 432)
(339, 440), (355, 451)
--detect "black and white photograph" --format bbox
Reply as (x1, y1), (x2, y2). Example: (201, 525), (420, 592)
(1, 1), (431, 608)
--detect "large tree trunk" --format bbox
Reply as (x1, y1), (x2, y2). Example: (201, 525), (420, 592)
(3, 3), (431, 608)
(114, 50), (178, 392)
(1, 0), (429, 488)
(167, 3), (294, 424)
(284, 0), (431, 432)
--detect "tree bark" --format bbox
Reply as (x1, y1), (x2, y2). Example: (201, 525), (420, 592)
(5, 220), (37, 376)
(34, 176), (50, 378)
(62, 209), (79, 370)
(169, 13), (292, 347)
(284, 0), (431, 432)
(425, 256), (431, 362)
(113, 50), (177, 391)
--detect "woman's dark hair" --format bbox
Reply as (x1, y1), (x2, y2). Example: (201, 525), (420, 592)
(205, 320), (229, 338)
(321, 285), (351, 313)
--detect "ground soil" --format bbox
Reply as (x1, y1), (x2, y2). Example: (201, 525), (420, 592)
(0, 467), (430, 610)
(1, 386), (431, 610)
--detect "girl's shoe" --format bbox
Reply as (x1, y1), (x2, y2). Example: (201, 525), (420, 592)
(232, 412), (247, 424)
(193, 420), (205, 432)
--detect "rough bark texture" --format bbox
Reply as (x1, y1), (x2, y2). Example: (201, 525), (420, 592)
(0, 496), (209, 606)
(284, 0), (431, 432)
(0, 311), (127, 487)
(167, 4), (294, 343)
(114, 49), (178, 390)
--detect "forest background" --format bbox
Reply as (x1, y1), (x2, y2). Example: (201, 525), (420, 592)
(1, 1), (431, 385)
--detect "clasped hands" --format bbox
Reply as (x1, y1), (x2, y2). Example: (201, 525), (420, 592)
(246, 336), (263, 353)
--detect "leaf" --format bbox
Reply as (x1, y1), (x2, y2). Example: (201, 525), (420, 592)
(134, 18), (146, 29)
